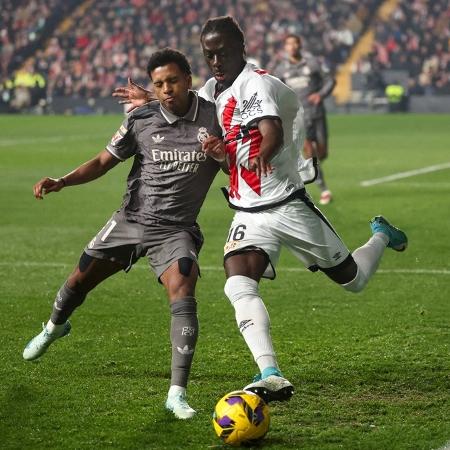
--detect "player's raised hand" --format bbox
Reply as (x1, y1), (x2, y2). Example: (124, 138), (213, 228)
(249, 155), (273, 178)
(202, 136), (227, 162)
(33, 177), (65, 200)
(112, 78), (155, 112)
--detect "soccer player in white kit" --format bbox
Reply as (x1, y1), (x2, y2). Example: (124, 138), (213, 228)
(199, 16), (408, 403)
(113, 16), (408, 403)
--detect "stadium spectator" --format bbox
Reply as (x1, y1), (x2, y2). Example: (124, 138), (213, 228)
(3, 0), (380, 104)
(4, 0), (448, 108)
(363, 0), (450, 96)
(22, 48), (224, 421)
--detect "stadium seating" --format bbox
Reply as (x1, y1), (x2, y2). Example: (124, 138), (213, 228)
(1, 0), (448, 111)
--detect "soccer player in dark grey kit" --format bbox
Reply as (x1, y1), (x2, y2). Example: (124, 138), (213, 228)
(274, 34), (336, 205)
(23, 48), (224, 420)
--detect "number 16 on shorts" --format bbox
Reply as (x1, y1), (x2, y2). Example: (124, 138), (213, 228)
(224, 224), (246, 253)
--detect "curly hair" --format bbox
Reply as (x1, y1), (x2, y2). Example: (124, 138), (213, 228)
(147, 48), (192, 78)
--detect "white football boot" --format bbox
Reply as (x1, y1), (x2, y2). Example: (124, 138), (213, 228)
(23, 321), (71, 361)
(165, 387), (196, 419)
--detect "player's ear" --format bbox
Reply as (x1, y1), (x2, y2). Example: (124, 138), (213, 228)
(187, 74), (192, 89)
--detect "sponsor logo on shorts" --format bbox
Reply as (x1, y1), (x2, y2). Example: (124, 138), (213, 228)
(224, 241), (239, 253)
(333, 251), (342, 261)
(286, 183), (295, 192)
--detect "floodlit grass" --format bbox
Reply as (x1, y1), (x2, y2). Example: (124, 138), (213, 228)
(0, 114), (449, 450)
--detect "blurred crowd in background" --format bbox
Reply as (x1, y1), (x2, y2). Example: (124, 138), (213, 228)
(1, 0), (449, 112)
(356, 0), (450, 96)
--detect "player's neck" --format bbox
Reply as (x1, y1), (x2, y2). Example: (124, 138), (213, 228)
(214, 61), (246, 97)
(289, 53), (302, 64)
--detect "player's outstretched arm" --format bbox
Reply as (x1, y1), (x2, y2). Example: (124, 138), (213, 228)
(112, 77), (155, 112)
(248, 118), (283, 177)
(33, 150), (120, 200)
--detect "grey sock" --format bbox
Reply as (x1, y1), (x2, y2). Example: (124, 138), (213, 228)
(170, 297), (199, 387)
(50, 282), (86, 325)
(315, 165), (328, 191)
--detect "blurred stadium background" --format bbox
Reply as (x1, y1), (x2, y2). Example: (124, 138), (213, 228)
(1, 0), (449, 115)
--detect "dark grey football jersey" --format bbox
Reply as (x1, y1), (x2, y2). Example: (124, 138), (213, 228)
(274, 54), (335, 119)
(106, 92), (221, 225)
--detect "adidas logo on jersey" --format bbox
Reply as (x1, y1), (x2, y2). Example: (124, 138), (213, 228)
(152, 134), (165, 143)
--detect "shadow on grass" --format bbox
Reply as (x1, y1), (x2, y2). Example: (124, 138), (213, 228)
(0, 384), (39, 447)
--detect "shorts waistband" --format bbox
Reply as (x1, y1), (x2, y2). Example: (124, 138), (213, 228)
(221, 188), (307, 213)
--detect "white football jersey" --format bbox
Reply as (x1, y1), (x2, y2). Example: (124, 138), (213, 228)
(199, 63), (305, 210)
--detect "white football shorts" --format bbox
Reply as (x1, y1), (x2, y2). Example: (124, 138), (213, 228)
(223, 195), (350, 279)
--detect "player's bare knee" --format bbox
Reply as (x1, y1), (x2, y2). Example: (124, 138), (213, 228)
(224, 275), (259, 305)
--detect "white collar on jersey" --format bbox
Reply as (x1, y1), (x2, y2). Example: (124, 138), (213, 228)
(159, 90), (199, 124)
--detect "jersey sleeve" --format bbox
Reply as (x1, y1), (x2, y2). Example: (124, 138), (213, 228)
(212, 107), (223, 138)
(106, 115), (137, 161)
(197, 79), (215, 102)
(237, 73), (281, 128)
(316, 58), (336, 99)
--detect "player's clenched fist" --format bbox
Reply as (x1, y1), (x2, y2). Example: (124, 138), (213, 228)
(34, 177), (65, 199)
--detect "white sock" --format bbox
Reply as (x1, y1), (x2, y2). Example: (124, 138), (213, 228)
(168, 385), (186, 398)
(344, 233), (388, 292)
(233, 295), (278, 372)
(45, 319), (65, 334)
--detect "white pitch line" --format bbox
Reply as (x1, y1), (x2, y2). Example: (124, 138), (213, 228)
(360, 162), (450, 187)
(0, 135), (104, 147)
(436, 441), (450, 450)
(1, 261), (449, 275)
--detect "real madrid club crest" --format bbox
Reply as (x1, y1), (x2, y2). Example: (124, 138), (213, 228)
(197, 127), (209, 143)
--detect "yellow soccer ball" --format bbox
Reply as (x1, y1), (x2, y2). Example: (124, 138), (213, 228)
(212, 390), (270, 446)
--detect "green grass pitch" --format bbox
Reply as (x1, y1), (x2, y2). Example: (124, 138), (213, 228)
(0, 114), (449, 449)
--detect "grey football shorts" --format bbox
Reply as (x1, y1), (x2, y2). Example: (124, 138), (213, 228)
(305, 115), (328, 146)
(84, 209), (203, 278)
